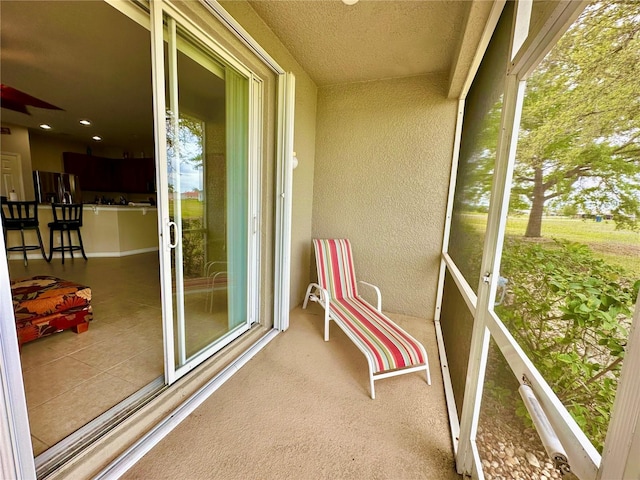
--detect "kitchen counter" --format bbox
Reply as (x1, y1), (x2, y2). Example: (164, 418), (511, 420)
(81, 203), (156, 212)
(33, 204), (159, 258)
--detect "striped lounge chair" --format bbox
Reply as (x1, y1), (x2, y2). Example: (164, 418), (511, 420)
(303, 238), (431, 399)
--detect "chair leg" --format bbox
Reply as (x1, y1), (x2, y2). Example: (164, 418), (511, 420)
(207, 279), (214, 313)
(67, 230), (74, 259)
(59, 230), (65, 264)
(19, 229), (27, 266)
(36, 228), (48, 261)
(47, 229), (54, 262)
(425, 360), (431, 386)
(76, 229), (87, 260)
(370, 370), (376, 400)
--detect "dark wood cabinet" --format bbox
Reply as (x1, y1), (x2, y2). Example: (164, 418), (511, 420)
(116, 158), (155, 194)
(63, 153), (155, 193)
(63, 152), (113, 191)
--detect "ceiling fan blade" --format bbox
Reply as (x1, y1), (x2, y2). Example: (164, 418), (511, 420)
(0, 84), (64, 113)
(0, 97), (30, 114)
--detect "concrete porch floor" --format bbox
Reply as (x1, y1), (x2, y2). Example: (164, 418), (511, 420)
(122, 305), (459, 479)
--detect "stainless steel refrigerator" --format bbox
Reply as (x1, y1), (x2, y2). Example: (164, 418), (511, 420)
(33, 171), (82, 204)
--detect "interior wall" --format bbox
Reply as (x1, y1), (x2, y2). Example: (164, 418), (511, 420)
(29, 133), (147, 173)
(0, 123), (35, 200)
(219, 0), (318, 310)
(313, 74), (457, 318)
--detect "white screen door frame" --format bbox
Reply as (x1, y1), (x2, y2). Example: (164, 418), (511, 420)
(437, 1), (640, 479)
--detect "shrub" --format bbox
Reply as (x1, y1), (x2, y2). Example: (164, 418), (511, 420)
(497, 238), (639, 451)
(181, 217), (205, 277)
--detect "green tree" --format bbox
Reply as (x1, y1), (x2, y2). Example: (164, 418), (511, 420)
(166, 113), (204, 178)
(514, 0), (640, 237)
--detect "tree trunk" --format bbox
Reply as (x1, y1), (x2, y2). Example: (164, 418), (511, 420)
(525, 167), (545, 237)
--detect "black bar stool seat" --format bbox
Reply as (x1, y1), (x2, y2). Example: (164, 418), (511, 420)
(47, 203), (87, 264)
(1, 199), (48, 266)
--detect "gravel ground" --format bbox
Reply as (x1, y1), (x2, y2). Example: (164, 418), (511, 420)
(477, 424), (563, 480)
(477, 345), (566, 480)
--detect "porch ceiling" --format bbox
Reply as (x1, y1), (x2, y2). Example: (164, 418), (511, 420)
(0, 0), (491, 153)
(245, 0), (474, 88)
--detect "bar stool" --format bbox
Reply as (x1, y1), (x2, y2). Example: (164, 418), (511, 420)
(48, 203), (87, 264)
(1, 199), (48, 266)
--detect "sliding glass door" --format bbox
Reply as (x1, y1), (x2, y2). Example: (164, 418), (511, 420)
(152, 4), (259, 382)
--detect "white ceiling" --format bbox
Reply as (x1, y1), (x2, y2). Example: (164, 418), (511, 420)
(246, 0), (471, 86)
(0, 0), (479, 152)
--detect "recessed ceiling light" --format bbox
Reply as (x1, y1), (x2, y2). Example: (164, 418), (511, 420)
(79, 119), (91, 126)
(92, 135), (102, 141)
(342, 0), (359, 5)
(39, 124), (52, 130)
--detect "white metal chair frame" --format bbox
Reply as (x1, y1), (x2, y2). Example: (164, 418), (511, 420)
(303, 280), (431, 399)
(204, 261), (227, 312)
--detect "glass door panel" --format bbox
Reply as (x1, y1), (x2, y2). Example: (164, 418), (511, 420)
(163, 15), (251, 374)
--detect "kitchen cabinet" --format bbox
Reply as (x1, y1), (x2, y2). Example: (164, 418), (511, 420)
(116, 158), (155, 193)
(63, 153), (155, 193)
(63, 152), (113, 191)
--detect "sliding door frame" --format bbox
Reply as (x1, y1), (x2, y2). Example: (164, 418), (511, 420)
(0, 234), (35, 480)
(196, 0), (294, 332)
(0, 0), (295, 476)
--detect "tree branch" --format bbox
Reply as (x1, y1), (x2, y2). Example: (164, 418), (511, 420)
(585, 357), (623, 386)
(544, 191), (564, 201)
(515, 175), (536, 183)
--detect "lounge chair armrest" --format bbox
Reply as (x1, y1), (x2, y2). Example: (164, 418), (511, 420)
(303, 283), (329, 308)
(314, 284), (330, 304)
(205, 261), (227, 277)
(303, 283), (333, 341)
(358, 281), (382, 312)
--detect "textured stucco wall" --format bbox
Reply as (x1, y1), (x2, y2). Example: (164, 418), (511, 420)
(313, 75), (457, 318)
(219, 1), (318, 310)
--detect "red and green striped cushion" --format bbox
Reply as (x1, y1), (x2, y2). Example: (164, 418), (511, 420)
(313, 239), (358, 300)
(313, 238), (426, 374)
(329, 297), (426, 373)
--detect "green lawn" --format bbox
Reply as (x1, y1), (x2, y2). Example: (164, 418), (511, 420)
(464, 213), (640, 278)
(168, 198), (203, 218)
(505, 215), (640, 245)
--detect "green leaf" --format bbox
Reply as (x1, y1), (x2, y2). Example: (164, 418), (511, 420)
(557, 353), (574, 363)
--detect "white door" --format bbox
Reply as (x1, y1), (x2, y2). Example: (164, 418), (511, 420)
(0, 152), (25, 200)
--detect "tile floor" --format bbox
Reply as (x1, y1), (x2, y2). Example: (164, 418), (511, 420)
(9, 253), (165, 456)
(9, 252), (234, 456)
